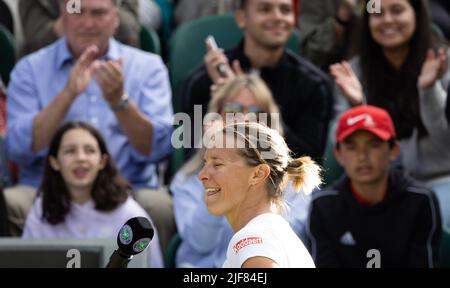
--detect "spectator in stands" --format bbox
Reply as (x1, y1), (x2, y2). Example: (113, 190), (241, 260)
(308, 105), (442, 268)
(299, 0), (360, 71)
(174, 0), (301, 28)
(19, 0), (140, 55)
(0, 0), (13, 34)
(171, 74), (312, 267)
(181, 0), (334, 162)
(330, 0), (450, 228)
(174, 0), (241, 27)
(22, 122), (164, 267)
(429, 0), (450, 41)
(138, 0), (162, 31)
(5, 0), (174, 253)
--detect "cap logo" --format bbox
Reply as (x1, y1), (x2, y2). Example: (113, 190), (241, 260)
(346, 114), (375, 127)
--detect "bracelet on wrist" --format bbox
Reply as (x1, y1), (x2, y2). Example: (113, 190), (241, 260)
(110, 93), (130, 112)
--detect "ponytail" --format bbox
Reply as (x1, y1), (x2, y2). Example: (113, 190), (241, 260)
(286, 156), (322, 195)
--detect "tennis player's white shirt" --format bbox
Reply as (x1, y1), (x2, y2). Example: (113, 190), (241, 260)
(223, 213), (315, 268)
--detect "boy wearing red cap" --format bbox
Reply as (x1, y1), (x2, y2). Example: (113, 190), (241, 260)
(307, 105), (442, 268)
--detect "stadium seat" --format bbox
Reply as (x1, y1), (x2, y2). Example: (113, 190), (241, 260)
(0, 24), (15, 85)
(140, 25), (162, 55)
(321, 121), (344, 187)
(164, 233), (182, 268)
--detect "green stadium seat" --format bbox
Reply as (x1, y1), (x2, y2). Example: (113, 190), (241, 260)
(321, 121), (344, 187)
(139, 26), (162, 55)
(164, 233), (182, 268)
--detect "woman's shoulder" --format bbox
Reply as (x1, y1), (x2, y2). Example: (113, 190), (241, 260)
(22, 196), (52, 238)
(28, 196), (44, 219)
(117, 196), (148, 218)
(233, 214), (284, 240)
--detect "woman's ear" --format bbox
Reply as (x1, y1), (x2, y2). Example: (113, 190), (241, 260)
(99, 154), (108, 170)
(250, 164), (271, 186)
(49, 156), (60, 171)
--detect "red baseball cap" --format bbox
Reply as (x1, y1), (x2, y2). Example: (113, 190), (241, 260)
(336, 105), (396, 142)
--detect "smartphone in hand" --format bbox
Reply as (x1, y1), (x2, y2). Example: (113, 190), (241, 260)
(206, 35), (227, 77)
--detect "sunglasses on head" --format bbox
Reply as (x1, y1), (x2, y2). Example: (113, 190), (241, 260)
(222, 102), (265, 114)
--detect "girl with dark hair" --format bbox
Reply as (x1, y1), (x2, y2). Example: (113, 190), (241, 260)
(22, 121), (164, 267)
(330, 0), (450, 228)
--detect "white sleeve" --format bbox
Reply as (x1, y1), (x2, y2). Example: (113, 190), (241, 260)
(227, 228), (283, 268)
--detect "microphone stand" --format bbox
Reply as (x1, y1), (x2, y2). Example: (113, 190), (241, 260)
(106, 250), (133, 268)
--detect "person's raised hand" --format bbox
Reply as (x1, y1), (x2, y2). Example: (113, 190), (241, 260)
(330, 61), (364, 105)
(419, 48), (447, 90)
(65, 45), (99, 99)
(94, 58), (125, 106)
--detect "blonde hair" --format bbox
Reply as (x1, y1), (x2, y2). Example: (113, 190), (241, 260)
(221, 122), (322, 211)
(182, 74), (283, 175)
(209, 74), (282, 129)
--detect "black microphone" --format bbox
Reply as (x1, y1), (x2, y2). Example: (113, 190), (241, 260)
(106, 217), (154, 268)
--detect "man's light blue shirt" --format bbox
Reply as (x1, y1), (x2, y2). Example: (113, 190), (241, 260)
(6, 37), (173, 189)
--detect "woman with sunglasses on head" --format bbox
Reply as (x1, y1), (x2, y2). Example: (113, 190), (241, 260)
(22, 121), (164, 268)
(170, 74), (313, 267)
(330, 0), (450, 228)
(200, 122), (320, 268)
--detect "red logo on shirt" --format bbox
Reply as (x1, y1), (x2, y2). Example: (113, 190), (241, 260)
(233, 237), (263, 254)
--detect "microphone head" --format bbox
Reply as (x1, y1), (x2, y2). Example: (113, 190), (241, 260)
(117, 217), (154, 256)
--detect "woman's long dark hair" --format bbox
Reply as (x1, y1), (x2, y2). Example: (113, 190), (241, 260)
(40, 121), (129, 224)
(359, 0), (436, 139)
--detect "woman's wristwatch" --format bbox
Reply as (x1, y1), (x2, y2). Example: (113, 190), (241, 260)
(110, 93), (130, 112)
